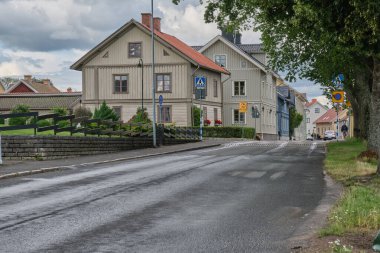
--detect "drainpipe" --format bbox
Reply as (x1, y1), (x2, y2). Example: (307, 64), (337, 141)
(221, 74), (232, 126)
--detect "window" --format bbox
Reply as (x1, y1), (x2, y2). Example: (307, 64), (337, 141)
(113, 107), (122, 118)
(214, 55), (226, 67)
(158, 106), (172, 123)
(233, 109), (246, 124)
(214, 108), (218, 122)
(156, 73), (171, 92)
(203, 107), (207, 120)
(163, 49), (170, 56)
(213, 80), (218, 97)
(128, 42), (142, 58)
(315, 108), (320, 113)
(114, 75), (128, 93)
(307, 118), (310, 123)
(241, 61), (247, 68)
(233, 81), (246, 96)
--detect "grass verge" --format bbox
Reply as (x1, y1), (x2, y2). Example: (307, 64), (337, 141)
(318, 138), (380, 252)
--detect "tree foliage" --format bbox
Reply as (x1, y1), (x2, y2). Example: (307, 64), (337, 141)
(9, 104), (30, 126)
(74, 107), (93, 118)
(192, 106), (201, 127)
(93, 101), (119, 121)
(289, 107), (303, 137)
(128, 107), (151, 124)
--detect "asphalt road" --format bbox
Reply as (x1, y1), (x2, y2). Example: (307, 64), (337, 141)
(0, 141), (327, 253)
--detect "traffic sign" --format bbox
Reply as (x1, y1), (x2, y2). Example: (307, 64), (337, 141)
(346, 101), (351, 107)
(332, 91), (344, 103)
(159, 95), (163, 107)
(251, 106), (260, 118)
(239, 102), (248, 113)
(194, 76), (206, 90)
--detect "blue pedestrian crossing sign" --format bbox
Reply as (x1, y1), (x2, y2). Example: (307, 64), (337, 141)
(194, 76), (206, 90)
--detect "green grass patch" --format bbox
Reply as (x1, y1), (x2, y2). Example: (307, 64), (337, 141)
(322, 138), (380, 237)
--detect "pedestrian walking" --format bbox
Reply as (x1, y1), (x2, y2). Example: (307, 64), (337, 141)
(341, 124), (348, 139)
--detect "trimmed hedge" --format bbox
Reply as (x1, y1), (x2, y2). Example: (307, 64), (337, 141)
(188, 126), (255, 139)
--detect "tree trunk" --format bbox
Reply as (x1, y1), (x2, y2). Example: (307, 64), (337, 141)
(369, 57), (380, 175)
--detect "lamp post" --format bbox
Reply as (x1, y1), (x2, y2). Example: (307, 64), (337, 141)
(151, 0), (157, 147)
(137, 58), (144, 110)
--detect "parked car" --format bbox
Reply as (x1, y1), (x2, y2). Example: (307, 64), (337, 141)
(324, 130), (336, 140)
(306, 134), (313, 141)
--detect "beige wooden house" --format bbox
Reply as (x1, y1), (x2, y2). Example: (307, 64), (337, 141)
(71, 13), (228, 126)
(196, 35), (279, 140)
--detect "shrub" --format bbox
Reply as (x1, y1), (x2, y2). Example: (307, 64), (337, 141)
(126, 107), (152, 133)
(9, 104), (30, 126)
(0, 114), (4, 125)
(204, 119), (211, 126)
(52, 107), (67, 116)
(36, 119), (51, 127)
(93, 101), (119, 121)
(192, 106), (201, 127)
(191, 126), (255, 139)
(74, 107), (93, 118)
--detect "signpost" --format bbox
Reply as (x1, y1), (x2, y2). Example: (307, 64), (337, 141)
(332, 74), (345, 141)
(239, 102), (248, 113)
(251, 105), (260, 140)
(195, 76), (206, 141)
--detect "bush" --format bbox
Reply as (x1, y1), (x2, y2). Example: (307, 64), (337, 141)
(52, 107), (67, 116)
(191, 126), (255, 139)
(192, 106), (201, 127)
(36, 119), (51, 127)
(93, 101), (119, 121)
(9, 104), (30, 126)
(126, 107), (151, 133)
(0, 114), (4, 125)
(74, 107), (93, 118)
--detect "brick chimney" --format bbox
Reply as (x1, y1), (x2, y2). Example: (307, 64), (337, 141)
(67, 87), (72, 93)
(141, 13), (152, 28)
(42, 79), (51, 86)
(24, 75), (32, 83)
(153, 17), (161, 32)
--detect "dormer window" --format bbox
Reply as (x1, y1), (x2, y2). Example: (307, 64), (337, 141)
(214, 55), (226, 67)
(128, 42), (142, 58)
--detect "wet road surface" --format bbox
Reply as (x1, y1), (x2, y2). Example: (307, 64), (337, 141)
(0, 141), (326, 252)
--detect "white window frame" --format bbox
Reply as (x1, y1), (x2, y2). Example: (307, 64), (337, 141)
(214, 54), (227, 67)
(232, 80), (247, 96)
(232, 109), (246, 124)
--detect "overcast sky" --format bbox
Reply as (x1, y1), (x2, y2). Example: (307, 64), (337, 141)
(0, 0), (323, 99)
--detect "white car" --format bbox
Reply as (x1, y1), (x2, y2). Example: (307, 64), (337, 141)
(324, 130), (336, 140)
(306, 134), (313, 141)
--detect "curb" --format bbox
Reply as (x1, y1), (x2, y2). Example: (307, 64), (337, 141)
(0, 144), (221, 181)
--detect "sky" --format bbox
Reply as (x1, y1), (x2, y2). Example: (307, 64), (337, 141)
(0, 0), (324, 100)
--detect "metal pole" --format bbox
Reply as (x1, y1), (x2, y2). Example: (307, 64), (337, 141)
(200, 90), (203, 141)
(151, 1), (157, 147)
(0, 134), (2, 165)
(140, 59), (144, 110)
(336, 103), (339, 142)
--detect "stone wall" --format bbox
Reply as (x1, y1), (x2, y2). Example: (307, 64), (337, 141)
(1, 136), (196, 160)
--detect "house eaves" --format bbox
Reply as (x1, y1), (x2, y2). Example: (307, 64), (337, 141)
(5, 80), (39, 93)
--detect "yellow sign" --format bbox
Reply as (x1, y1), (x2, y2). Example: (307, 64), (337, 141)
(346, 101), (351, 107)
(332, 91), (344, 103)
(239, 102), (248, 113)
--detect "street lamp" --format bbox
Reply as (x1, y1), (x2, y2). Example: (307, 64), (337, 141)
(137, 58), (144, 110)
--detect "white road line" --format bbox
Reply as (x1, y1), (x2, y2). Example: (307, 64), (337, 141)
(244, 171), (266, 179)
(266, 142), (288, 153)
(308, 142), (317, 158)
(270, 171), (286, 180)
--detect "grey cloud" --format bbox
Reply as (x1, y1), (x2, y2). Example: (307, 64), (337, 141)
(0, 0), (175, 52)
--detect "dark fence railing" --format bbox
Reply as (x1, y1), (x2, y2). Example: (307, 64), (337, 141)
(0, 112), (200, 142)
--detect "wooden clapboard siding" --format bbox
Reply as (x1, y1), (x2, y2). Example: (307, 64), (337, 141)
(86, 26), (187, 67)
(200, 39), (277, 135)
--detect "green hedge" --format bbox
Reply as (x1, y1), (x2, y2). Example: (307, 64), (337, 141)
(188, 126), (255, 139)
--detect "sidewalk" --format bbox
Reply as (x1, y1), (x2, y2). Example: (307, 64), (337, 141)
(0, 139), (230, 179)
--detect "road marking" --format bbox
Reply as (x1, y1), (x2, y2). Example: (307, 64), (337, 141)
(266, 142), (288, 153)
(230, 171), (243, 176)
(244, 171), (266, 179)
(270, 171), (286, 180)
(308, 142), (317, 158)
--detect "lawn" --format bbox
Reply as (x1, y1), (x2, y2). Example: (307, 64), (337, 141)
(320, 138), (380, 242)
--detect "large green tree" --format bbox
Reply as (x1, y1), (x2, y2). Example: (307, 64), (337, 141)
(174, 0), (380, 173)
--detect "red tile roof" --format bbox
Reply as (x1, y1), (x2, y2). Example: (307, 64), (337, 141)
(305, 98), (318, 107)
(144, 25), (229, 75)
(314, 108), (347, 124)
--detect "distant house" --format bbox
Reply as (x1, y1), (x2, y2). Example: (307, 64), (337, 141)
(305, 98), (328, 137)
(6, 75), (61, 94)
(0, 92), (82, 115)
(0, 80), (5, 93)
(276, 86), (295, 140)
(71, 13), (229, 126)
(194, 32), (279, 140)
(314, 108), (351, 139)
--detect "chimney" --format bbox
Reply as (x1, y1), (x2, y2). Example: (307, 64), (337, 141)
(312, 98), (317, 103)
(24, 75), (32, 83)
(141, 13), (152, 28)
(67, 87), (72, 93)
(153, 17), (161, 32)
(42, 79), (51, 86)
